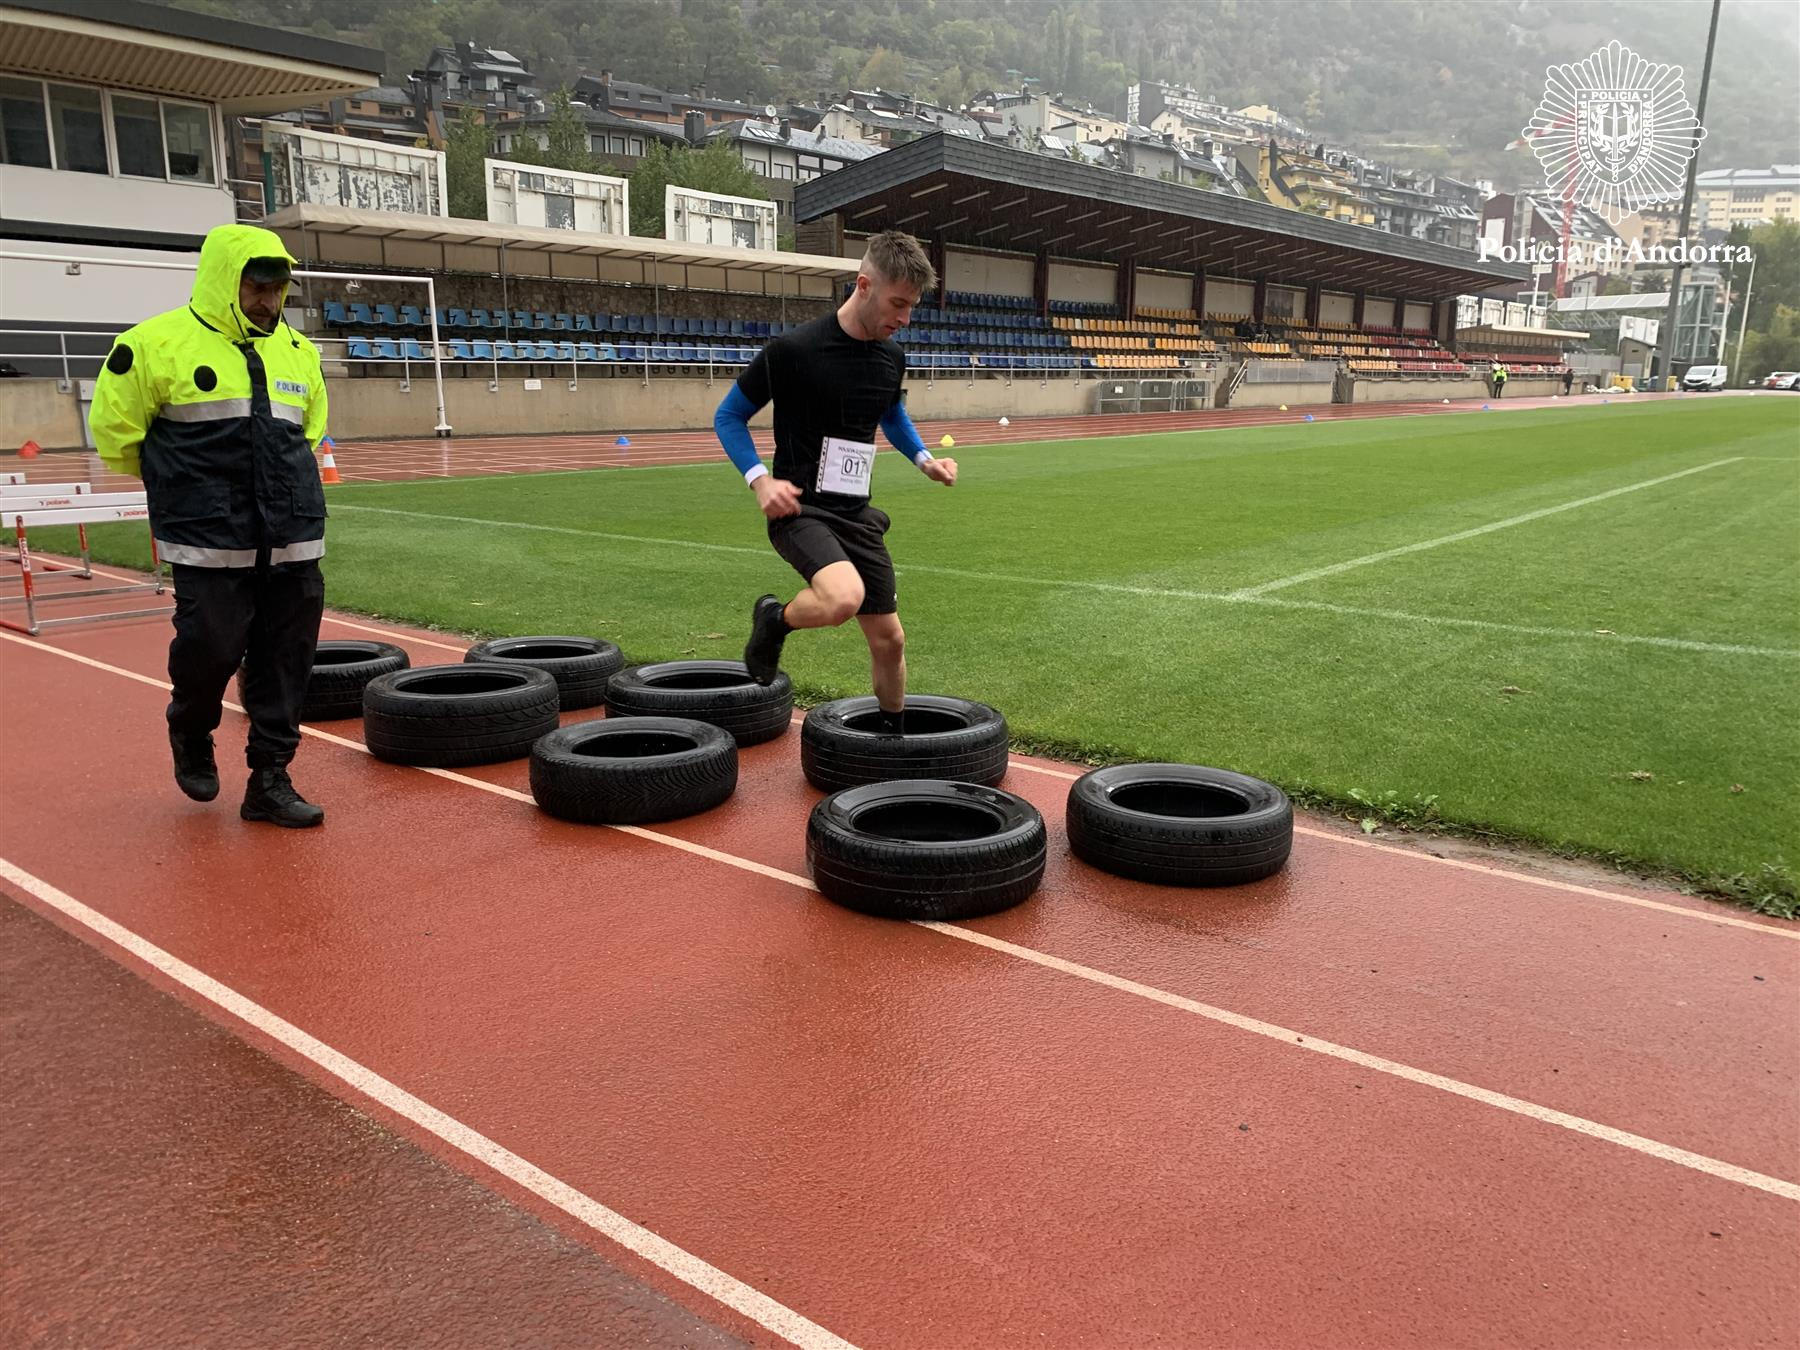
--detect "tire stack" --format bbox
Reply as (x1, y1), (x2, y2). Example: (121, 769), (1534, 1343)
(799, 694), (1048, 921)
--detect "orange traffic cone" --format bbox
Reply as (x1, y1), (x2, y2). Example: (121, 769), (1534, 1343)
(19, 439), (41, 459)
(318, 436), (342, 485)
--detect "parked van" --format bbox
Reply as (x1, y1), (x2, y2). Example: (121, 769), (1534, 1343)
(1681, 365), (1728, 391)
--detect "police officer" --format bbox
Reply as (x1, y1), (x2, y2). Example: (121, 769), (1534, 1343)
(90, 224), (330, 827)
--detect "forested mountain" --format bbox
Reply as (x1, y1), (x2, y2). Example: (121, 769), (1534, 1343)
(157, 0), (1797, 186)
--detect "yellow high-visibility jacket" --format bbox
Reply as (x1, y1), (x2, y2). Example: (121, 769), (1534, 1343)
(89, 224), (329, 567)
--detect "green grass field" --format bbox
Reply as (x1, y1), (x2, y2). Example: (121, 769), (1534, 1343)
(50, 398), (1800, 913)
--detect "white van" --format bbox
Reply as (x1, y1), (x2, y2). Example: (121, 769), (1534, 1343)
(1681, 364), (1728, 391)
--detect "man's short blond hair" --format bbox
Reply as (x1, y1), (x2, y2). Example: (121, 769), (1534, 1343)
(862, 230), (937, 295)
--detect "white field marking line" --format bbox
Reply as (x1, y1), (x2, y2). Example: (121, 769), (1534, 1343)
(0, 857), (859, 1350)
(1233, 458), (1745, 598)
(6, 637), (1800, 1201)
(325, 400), (1703, 488)
(322, 507), (1795, 658)
(997, 759), (1798, 936)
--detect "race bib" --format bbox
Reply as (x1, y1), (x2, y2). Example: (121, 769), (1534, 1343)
(817, 436), (875, 497)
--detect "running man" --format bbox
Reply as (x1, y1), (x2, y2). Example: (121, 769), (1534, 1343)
(713, 230), (955, 733)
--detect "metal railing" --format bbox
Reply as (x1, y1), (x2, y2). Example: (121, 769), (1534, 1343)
(0, 328), (120, 386)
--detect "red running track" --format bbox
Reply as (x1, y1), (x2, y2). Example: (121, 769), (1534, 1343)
(5, 389), (1710, 488)
(1, 576), (1795, 1347)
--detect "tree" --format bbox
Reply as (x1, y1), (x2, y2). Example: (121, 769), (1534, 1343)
(1743, 218), (1800, 335)
(859, 46), (908, 92)
(443, 108), (494, 220)
(539, 90), (600, 173)
(1736, 305), (1799, 381)
(628, 139), (769, 239)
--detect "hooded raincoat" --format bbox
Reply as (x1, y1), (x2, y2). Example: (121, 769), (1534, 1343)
(89, 224), (329, 568)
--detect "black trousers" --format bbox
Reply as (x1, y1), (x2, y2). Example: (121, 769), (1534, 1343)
(166, 560), (324, 769)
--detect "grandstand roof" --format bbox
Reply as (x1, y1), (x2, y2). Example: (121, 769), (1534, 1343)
(264, 203), (858, 278)
(3, 0), (384, 115)
(795, 132), (1527, 298)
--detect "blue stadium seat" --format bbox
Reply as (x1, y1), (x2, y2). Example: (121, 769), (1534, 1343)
(446, 340), (472, 360)
(470, 340), (494, 360)
(596, 343), (616, 361)
(401, 339), (427, 360)
(573, 313), (594, 332)
(371, 339), (400, 359)
(575, 342), (599, 362)
(349, 303), (375, 326)
(447, 308), (470, 328)
(492, 341), (517, 360)
(374, 304), (400, 327)
(400, 304), (425, 328)
(346, 338), (374, 358)
(324, 301), (349, 325)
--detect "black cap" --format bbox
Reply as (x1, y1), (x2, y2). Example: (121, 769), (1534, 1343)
(242, 255), (292, 284)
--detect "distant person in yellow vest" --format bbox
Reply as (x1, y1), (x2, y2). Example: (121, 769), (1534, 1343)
(1491, 362), (1508, 398)
(89, 224), (330, 828)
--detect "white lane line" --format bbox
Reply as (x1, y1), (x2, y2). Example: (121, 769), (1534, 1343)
(0, 856), (859, 1350)
(12, 632), (1785, 937)
(917, 918), (1800, 1202)
(59, 560), (483, 656)
(1233, 459), (1745, 598)
(997, 759), (1796, 936)
(5, 633), (1798, 1203)
(322, 507), (1795, 659)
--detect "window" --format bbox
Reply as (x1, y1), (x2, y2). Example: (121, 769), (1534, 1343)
(774, 161), (794, 179)
(0, 76), (51, 167)
(161, 102), (214, 182)
(610, 135), (625, 153)
(112, 94), (164, 177)
(49, 83), (107, 174)
(1732, 187), (1762, 202)
(628, 137), (643, 154)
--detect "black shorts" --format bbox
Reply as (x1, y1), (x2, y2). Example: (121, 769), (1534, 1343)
(768, 503), (897, 615)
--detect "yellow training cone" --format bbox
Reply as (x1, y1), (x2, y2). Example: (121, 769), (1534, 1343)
(1278, 404), (1288, 411)
(940, 434), (955, 448)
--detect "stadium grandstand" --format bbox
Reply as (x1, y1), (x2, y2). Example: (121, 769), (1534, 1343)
(2, 0), (1566, 451)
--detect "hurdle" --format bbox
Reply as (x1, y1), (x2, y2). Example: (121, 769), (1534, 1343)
(1, 482), (96, 576)
(1, 491), (170, 635)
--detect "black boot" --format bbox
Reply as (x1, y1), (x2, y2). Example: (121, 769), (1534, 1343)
(743, 593), (790, 686)
(170, 728), (219, 802)
(875, 706), (905, 736)
(241, 766), (325, 829)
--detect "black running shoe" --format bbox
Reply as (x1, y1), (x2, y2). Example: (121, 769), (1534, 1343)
(241, 766), (325, 829)
(743, 593), (789, 686)
(170, 728), (219, 802)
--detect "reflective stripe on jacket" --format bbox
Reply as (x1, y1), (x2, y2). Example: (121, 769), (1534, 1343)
(88, 224), (330, 567)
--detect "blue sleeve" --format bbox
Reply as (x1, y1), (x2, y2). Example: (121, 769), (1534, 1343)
(879, 398), (931, 465)
(714, 384), (763, 479)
